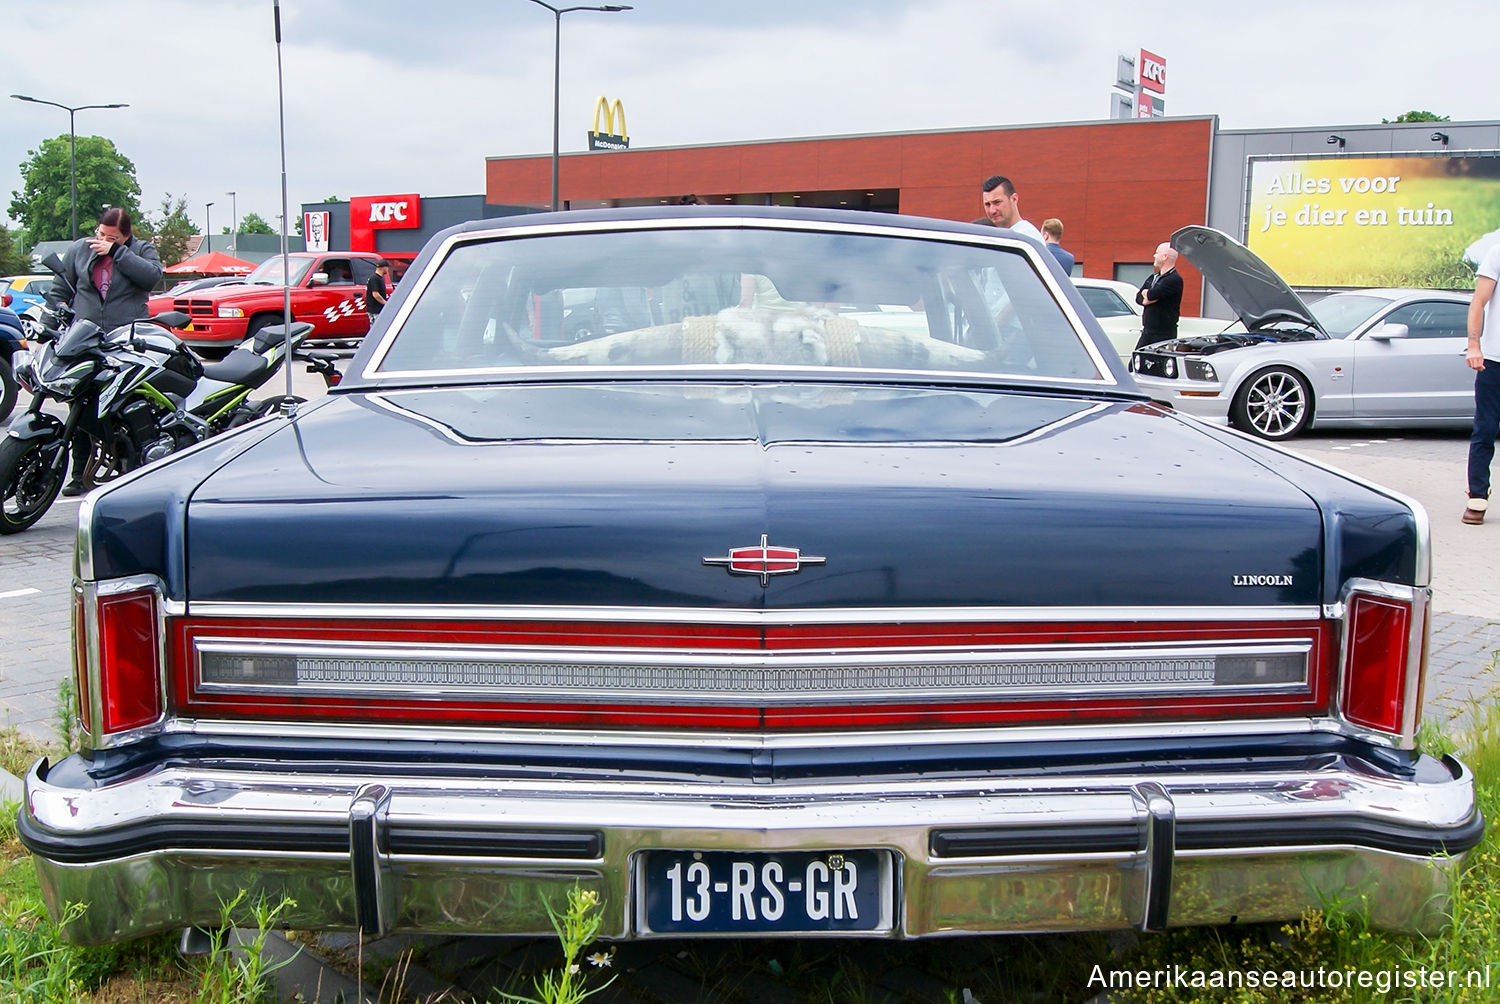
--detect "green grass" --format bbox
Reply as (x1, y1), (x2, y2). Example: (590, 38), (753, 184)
(0, 726), (293, 1003)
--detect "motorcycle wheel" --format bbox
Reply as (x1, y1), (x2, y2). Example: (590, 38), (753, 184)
(0, 436), (67, 534)
(0, 358), (17, 423)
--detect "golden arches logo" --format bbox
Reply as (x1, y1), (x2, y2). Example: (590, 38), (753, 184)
(589, 96), (628, 150)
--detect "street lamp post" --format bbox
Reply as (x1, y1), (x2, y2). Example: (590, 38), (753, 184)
(226, 191), (238, 253)
(10, 94), (129, 240)
(205, 202), (214, 255)
(524, 1), (632, 212)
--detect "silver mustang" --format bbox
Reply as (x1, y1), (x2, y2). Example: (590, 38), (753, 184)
(1130, 226), (1473, 440)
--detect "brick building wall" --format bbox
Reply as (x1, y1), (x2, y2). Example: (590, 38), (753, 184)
(485, 117), (1215, 313)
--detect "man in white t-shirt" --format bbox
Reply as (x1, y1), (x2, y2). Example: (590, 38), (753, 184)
(1464, 243), (1500, 524)
(980, 175), (1044, 242)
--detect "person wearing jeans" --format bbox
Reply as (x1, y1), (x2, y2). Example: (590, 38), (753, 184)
(1464, 242), (1500, 525)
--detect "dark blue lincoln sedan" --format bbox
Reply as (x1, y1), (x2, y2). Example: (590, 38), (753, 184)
(21, 207), (1479, 943)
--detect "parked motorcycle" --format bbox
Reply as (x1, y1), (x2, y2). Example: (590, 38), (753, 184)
(0, 254), (313, 534)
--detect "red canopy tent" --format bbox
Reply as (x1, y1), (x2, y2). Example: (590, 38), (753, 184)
(163, 250), (256, 275)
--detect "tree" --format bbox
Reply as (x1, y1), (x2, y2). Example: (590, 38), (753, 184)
(0, 224), (31, 275)
(8, 134), (143, 242)
(235, 212), (276, 236)
(1383, 110), (1450, 123)
(148, 195), (198, 267)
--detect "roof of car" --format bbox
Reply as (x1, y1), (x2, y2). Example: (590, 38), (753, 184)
(447, 205), (1022, 241)
(1324, 287), (1471, 300)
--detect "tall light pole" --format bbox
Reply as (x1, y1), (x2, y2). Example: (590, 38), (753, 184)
(226, 191), (238, 253)
(10, 93), (129, 240)
(205, 202), (214, 255)
(524, 1), (632, 212)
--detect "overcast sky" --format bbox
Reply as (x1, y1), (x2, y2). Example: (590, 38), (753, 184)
(2, 0), (1490, 236)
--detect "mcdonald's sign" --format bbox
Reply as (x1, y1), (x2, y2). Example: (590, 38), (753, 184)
(588, 96), (628, 151)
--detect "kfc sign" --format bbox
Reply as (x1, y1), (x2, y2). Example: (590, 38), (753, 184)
(1139, 49), (1166, 95)
(369, 201), (410, 223)
(304, 211), (330, 253)
(351, 194), (422, 230)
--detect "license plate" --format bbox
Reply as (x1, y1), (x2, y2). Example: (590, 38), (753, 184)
(639, 849), (890, 934)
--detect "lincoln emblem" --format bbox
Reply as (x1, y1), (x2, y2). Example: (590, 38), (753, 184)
(703, 534), (827, 587)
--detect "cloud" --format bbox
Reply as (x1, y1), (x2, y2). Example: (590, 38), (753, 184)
(1, 0), (1493, 234)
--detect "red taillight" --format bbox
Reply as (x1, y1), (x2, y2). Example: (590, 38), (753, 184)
(171, 616), (1334, 731)
(94, 589), (163, 734)
(1341, 591), (1421, 739)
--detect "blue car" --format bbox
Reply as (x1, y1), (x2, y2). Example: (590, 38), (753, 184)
(2, 274), (53, 335)
(16, 207), (1481, 945)
(0, 304), (23, 421)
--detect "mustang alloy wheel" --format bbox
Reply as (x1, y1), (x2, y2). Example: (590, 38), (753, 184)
(1232, 366), (1312, 440)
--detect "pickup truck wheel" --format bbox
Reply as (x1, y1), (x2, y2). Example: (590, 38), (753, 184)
(1231, 366), (1312, 440)
(0, 358), (17, 423)
(0, 436), (66, 533)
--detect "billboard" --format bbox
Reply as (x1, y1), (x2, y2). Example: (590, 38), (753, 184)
(1139, 49), (1166, 95)
(1246, 154), (1500, 288)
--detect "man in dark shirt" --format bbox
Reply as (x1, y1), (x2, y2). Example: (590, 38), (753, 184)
(1135, 242), (1183, 349)
(365, 260), (391, 324)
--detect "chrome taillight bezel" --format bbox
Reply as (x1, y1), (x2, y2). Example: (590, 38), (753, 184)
(74, 574), (173, 752)
(1333, 578), (1429, 749)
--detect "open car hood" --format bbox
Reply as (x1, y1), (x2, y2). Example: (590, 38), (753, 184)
(1170, 225), (1325, 336)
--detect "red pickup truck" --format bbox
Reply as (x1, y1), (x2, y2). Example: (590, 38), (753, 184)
(149, 251), (405, 355)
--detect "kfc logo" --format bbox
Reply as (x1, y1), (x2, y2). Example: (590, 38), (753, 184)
(304, 211), (330, 253)
(1139, 49), (1166, 94)
(369, 201), (409, 222)
(352, 193), (422, 231)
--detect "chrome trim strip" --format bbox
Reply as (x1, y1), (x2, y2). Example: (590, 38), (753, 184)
(183, 601), (1322, 624)
(158, 715), (1344, 751)
(190, 637), (1312, 704)
(357, 215), (1120, 387)
(362, 390), (1118, 451)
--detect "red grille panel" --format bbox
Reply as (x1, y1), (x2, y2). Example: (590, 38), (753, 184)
(170, 616), (1334, 731)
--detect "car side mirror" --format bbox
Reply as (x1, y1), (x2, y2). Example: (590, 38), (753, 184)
(1367, 322), (1409, 341)
(309, 272), (330, 286)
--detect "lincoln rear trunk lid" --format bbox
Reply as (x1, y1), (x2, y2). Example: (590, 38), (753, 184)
(164, 383), (1343, 609)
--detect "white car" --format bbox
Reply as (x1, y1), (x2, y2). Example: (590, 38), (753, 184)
(1130, 226), (1474, 440)
(1072, 277), (1234, 359)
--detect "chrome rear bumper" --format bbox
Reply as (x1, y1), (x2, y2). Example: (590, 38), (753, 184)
(22, 748), (1479, 944)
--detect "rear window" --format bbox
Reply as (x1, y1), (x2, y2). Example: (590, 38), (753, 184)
(370, 227), (1103, 383)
